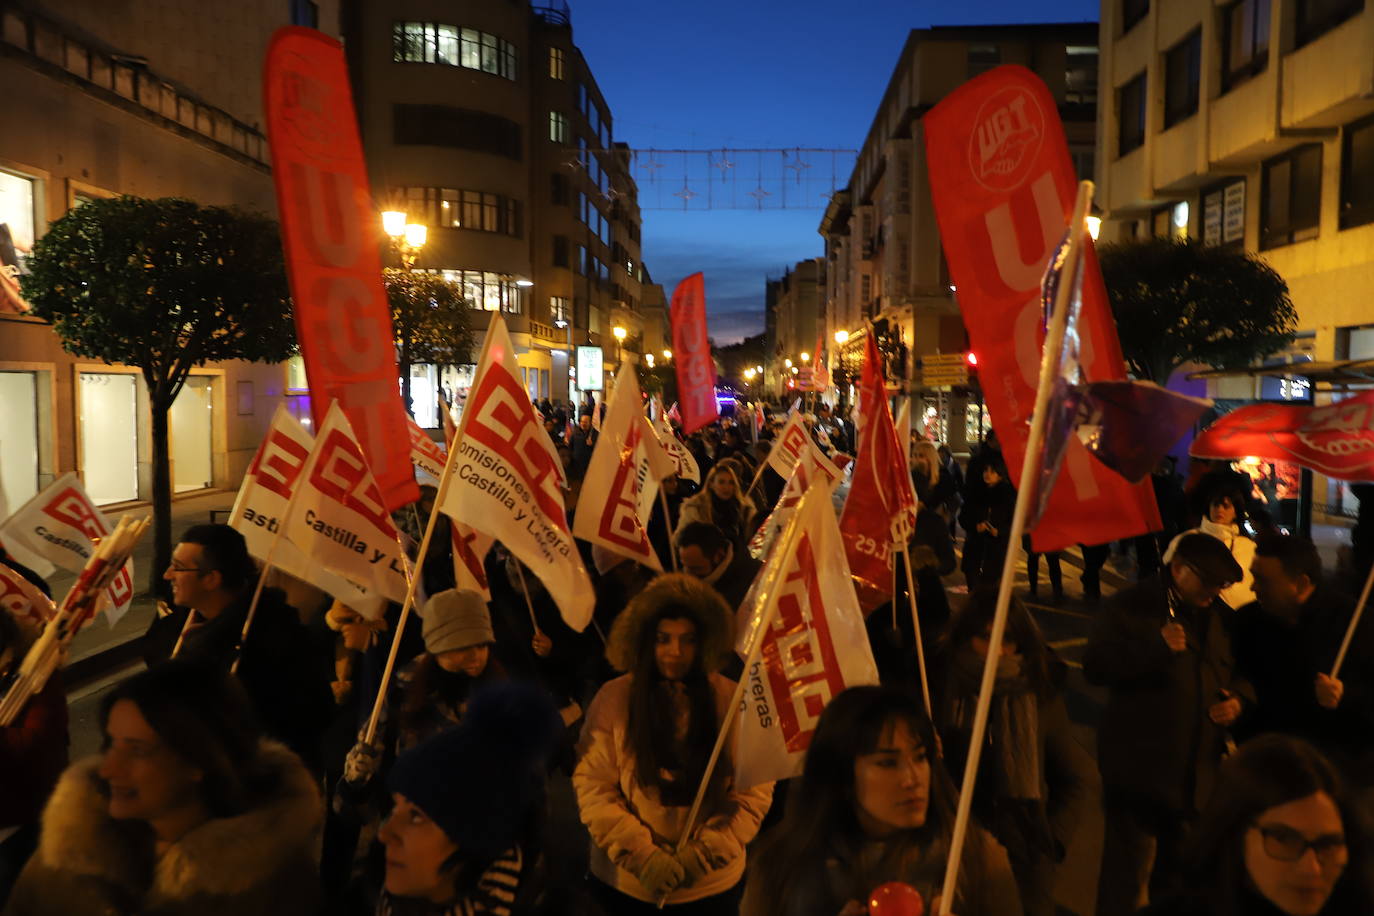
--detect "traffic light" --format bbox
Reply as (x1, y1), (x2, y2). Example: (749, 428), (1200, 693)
(965, 351), (978, 368)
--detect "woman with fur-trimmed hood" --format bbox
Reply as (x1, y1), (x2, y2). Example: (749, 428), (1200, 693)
(573, 574), (773, 914)
(4, 662), (322, 916)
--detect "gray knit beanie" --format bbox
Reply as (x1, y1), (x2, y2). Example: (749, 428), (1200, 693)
(421, 589), (493, 655)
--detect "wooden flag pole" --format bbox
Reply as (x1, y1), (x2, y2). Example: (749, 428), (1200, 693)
(229, 462), (304, 675)
(936, 181), (1094, 916)
(512, 559), (544, 637)
(1332, 556), (1374, 677)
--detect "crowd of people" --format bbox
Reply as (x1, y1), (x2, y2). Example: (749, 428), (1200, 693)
(1, 395), (1372, 916)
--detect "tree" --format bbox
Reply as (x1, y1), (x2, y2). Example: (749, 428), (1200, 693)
(23, 196), (295, 593)
(383, 268), (474, 418)
(1098, 237), (1298, 383)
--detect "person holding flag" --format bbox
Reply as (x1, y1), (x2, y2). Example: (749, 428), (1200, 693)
(573, 574), (772, 913)
(742, 685), (1020, 916)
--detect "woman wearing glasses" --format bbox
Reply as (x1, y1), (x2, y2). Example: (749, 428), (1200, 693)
(1139, 734), (1374, 915)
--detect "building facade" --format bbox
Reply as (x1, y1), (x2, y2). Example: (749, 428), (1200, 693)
(764, 258), (826, 399)
(1096, 0), (1373, 518)
(820, 24), (1099, 452)
(0, 1), (337, 510)
(345, 0), (658, 412)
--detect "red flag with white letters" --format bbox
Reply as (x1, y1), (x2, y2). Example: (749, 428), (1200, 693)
(923, 65), (1159, 550)
(285, 402), (410, 604)
(0, 564), (54, 629)
(670, 273), (718, 434)
(264, 28), (417, 512)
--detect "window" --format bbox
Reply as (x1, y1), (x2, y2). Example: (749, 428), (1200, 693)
(553, 235), (569, 267)
(1296, 0), (1364, 48)
(0, 169), (36, 260)
(550, 297), (570, 325)
(1122, 0), (1149, 32)
(1163, 30), (1200, 128)
(967, 44), (1001, 79)
(548, 46), (565, 79)
(1118, 72), (1147, 156)
(1261, 143), (1323, 248)
(290, 0), (319, 27)
(1340, 114), (1374, 229)
(1065, 45), (1099, 105)
(551, 173), (569, 206)
(1151, 200), (1189, 239)
(1222, 0), (1270, 92)
(393, 104), (521, 160)
(392, 22), (517, 79)
(1202, 179), (1247, 246)
(549, 111), (569, 143)
(436, 270), (522, 314)
(393, 187), (521, 237)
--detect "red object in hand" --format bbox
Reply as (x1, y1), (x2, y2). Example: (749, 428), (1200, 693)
(869, 882), (924, 916)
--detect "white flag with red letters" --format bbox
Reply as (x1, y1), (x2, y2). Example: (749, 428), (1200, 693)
(438, 313), (593, 630)
(747, 450), (836, 561)
(574, 364), (675, 571)
(230, 405), (382, 616)
(0, 473), (134, 624)
(407, 416), (447, 482)
(0, 563), (55, 629)
(285, 402), (410, 605)
(734, 485), (879, 789)
(652, 414), (701, 484)
(766, 411), (840, 484)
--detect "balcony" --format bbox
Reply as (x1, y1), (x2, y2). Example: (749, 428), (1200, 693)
(1105, 144), (1149, 211)
(532, 2), (571, 27)
(1153, 116), (1202, 192)
(1282, 12), (1374, 129)
(1210, 68), (1280, 167)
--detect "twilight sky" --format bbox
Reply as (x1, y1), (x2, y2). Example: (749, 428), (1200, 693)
(568, 0), (1099, 342)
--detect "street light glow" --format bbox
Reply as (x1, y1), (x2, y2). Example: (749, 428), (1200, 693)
(784, 358), (793, 368)
(662, 349), (672, 360)
(645, 353), (655, 368)
(403, 223), (427, 248)
(744, 368), (756, 380)
(515, 278), (534, 288)
(381, 210), (407, 238)
(800, 352), (810, 363)
(1086, 215), (1102, 240)
(612, 325), (627, 341)
(834, 329), (849, 345)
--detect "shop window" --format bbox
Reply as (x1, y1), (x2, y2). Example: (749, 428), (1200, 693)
(1222, 0), (1270, 92)
(1295, 0), (1364, 49)
(1261, 143), (1323, 249)
(0, 371), (40, 506)
(548, 46), (565, 80)
(1339, 113), (1374, 230)
(1163, 29), (1200, 128)
(1151, 201), (1189, 239)
(1118, 72), (1147, 156)
(436, 269), (522, 314)
(1202, 178), (1247, 247)
(393, 104), (521, 160)
(1122, 0), (1149, 33)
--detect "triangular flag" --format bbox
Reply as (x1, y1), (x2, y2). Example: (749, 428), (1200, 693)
(438, 313), (593, 630)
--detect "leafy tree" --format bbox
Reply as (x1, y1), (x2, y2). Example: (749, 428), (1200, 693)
(384, 268), (474, 417)
(22, 196), (295, 593)
(1098, 237), (1297, 383)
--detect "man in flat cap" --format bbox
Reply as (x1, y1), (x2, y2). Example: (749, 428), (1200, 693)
(1084, 532), (1255, 916)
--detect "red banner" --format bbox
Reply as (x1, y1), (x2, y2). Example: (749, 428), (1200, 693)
(839, 335), (917, 612)
(263, 28), (417, 512)
(670, 272), (718, 434)
(924, 65), (1160, 551)
(1192, 392), (1374, 480)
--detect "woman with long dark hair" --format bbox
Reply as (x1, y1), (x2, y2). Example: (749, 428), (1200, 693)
(742, 685), (1021, 916)
(1140, 734), (1374, 915)
(935, 590), (1095, 916)
(573, 574), (773, 913)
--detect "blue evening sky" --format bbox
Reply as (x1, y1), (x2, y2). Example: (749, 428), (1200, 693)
(568, 0), (1098, 342)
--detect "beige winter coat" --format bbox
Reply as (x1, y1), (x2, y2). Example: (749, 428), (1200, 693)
(3, 741), (322, 916)
(573, 673), (773, 904)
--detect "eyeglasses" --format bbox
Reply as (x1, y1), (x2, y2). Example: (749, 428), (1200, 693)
(1254, 823), (1347, 866)
(166, 561), (210, 575)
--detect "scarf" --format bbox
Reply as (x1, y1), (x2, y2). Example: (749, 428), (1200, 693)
(947, 647), (1042, 802)
(376, 845), (523, 916)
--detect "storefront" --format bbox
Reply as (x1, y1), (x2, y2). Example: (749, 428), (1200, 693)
(0, 368), (46, 506)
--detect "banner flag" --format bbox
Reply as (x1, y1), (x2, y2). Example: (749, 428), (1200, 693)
(263, 27), (418, 512)
(766, 412), (840, 485)
(839, 335), (918, 612)
(285, 402), (409, 604)
(0, 564), (55, 629)
(407, 417), (447, 481)
(230, 405), (382, 615)
(923, 64), (1160, 551)
(439, 313), (593, 630)
(0, 473), (134, 625)
(735, 485), (880, 789)
(748, 451), (835, 561)
(434, 394), (492, 601)
(670, 272), (718, 434)
(575, 364), (674, 571)
(653, 414), (701, 484)
(1191, 391), (1374, 480)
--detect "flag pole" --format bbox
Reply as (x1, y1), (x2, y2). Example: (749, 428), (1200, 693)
(1332, 557), (1374, 677)
(660, 488), (679, 572)
(511, 559), (544, 638)
(902, 542), (933, 717)
(936, 181), (1094, 916)
(229, 462), (304, 675)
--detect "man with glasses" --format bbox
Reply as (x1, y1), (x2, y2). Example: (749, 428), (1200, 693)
(1085, 532), (1254, 916)
(1232, 532), (1374, 784)
(144, 524), (332, 771)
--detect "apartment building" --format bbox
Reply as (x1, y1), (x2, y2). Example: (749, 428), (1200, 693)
(346, 0), (659, 410)
(820, 23), (1099, 452)
(764, 258), (826, 399)
(0, 1), (337, 510)
(1097, 0), (1373, 517)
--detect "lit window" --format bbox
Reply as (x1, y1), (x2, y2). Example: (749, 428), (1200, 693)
(392, 21), (517, 81)
(550, 111), (569, 143)
(549, 46), (565, 79)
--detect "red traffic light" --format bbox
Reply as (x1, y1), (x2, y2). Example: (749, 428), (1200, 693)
(965, 351), (978, 367)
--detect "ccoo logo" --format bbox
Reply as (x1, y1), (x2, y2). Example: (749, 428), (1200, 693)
(967, 84), (1045, 192)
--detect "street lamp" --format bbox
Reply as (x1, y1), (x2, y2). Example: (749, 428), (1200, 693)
(381, 210), (407, 238)
(612, 325), (627, 366)
(784, 358), (793, 368)
(662, 349), (672, 361)
(800, 352), (810, 363)
(1086, 215), (1102, 240)
(382, 211), (427, 269)
(834, 329), (849, 345)
(645, 353), (655, 368)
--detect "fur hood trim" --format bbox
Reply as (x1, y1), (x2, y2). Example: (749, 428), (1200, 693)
(37, 740), (321, 901)
(606, 573), (735, 673)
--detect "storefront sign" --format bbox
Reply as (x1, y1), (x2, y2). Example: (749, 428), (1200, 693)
(576, 346), (604, 391)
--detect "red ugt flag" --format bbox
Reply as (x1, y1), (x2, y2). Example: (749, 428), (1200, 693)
(1191, 391), (1374, 480)
(670, 273), (718, 434)
(263, 28), (418, 512)
(923, 65), (1159, 551)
